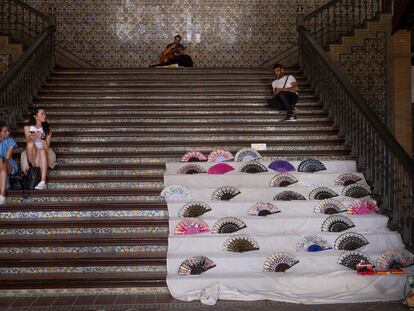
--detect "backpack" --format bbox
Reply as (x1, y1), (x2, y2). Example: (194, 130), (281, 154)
(8, 165), (41, 190)
(8, 171), (27, 190)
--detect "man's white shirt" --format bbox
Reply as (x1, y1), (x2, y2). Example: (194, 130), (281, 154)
(272, 75), (298, 94)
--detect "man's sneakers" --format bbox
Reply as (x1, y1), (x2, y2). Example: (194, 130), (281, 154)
(281, 115), (297, 122)
(34, 181), (47, 190)
(0, 195), (5, 205)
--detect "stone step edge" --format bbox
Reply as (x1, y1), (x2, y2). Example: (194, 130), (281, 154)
(1, 201), (167, 211)
(0, 272), (167, 289)
(1, 201), (167, 213)
(0, 217), (169, 228)
(0, 255), (167, 267)
(0, 234), (168, 246)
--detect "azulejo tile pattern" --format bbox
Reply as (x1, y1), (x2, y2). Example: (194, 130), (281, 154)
(25, 0), (328, 67)
(0, 210), (168, 219)
(0, 245), (167, 254)
(0, 265), (167, 274)
(0, 287), (169, 297)
(338, 32), (387, 123)
(0, 227), (168, 236)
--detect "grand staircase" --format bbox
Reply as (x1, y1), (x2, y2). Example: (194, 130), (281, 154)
(0, 67), (351, 295)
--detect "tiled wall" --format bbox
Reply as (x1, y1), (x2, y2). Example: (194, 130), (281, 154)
(0, 54), (12, 77)
(338, 32), (388, 123)
(25, 0), (328, 68)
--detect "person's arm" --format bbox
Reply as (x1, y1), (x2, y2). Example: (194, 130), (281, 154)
(42, 128), (52, 150)
(24, 125), (40, 143)
(5, 146), (14, 161)
(162, 43), (177, 54)
(280, 82), (299, 93)
(276, 76), (299, 94)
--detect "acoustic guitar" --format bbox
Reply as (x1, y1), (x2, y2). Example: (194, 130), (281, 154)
(159, 44), (177, 65)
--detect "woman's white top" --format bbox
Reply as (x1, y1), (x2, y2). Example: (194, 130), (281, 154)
(29, 125), (44, 149)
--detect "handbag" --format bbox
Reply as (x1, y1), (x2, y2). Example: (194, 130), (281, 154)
(26, 165), (41, 190)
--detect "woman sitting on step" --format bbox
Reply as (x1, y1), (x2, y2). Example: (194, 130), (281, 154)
(0, 122), (18, 204)
(21, 107), (56, 190)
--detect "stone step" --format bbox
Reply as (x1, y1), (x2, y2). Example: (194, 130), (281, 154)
(17, 118), (332, 128)
(0, 245), (167, 255)
(42, 81), (311, 88)
(52, 163), (166, 170)
(6, 188), (162, 198)
(35, 94), (317, 100)
(15, 136), (344, 147)
(0, 272), (167, 289)
(0, 211), (168, 220)
(0, 201), (167, 213)
(0, 252), (167, 267)
(47, 171), (164, 180)
(35, 107), (327, 122)
(0, 217), (169, 229)
(31, 102), (322, 110)
(31, 182), (162, 190)
(0, 233), (168, 247)
(52, 67), (298, 73)
(12, 147), (349, 161)
(32, 108), (324, 117)
(33, 97), (319, 105)
(44, 149), (350, 164)
(4, 195), (153, 205)
(18, 117), (330, 127)
(16, 128), (338, 137)
(37, 89), (314, 96)
(25, 110), (326, 119)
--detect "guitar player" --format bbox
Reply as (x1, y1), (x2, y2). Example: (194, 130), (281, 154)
(150, 35), (193, 67)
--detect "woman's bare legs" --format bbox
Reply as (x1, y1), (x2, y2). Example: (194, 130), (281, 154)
(0, 160), (12, 203)
(26, 141), (37, 167)
(38, 149), (48, 182)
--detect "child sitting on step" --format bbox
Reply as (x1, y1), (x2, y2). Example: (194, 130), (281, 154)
(0, 122), (18, 204)
(21, 107), (56, 190)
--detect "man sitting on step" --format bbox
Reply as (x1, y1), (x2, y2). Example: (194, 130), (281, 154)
(268, 63), (300, 121)
(151, 35), (194, 67)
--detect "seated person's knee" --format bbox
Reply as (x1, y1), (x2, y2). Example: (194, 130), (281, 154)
(27, 141), (35, 150)
(39, 149), (47, 157)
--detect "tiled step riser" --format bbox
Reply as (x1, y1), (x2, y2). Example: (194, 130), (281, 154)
(49, 154), (351, 165)
(5, 196), (163, 204)
(12, 146), (349, 160)
(0, 210), (168, 219)
(15, 126), (335, 135)
(17, 131), (339, 138)
(36, 94), (318, 100)
(37, 89), (314, 95)
(23, 117), (329, 124)
(0, 227), (168, 236)
(0, 287), (169, 296)
(42, 83), (311, 89)
(0, 245), (167, 254)
(33, 98), (319, 105)
(0, 266), (166, 274)
(27, 110), (325, 117)
(14, 135), (343, 145)
(17, 121), (333, 129)
(47, 169), (164, 177)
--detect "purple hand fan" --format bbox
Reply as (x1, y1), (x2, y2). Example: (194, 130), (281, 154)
(268, 160), (296, 173)
(208, 163), (235, 174)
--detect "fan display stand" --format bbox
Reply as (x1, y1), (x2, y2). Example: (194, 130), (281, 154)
(164, 159), (411, 305)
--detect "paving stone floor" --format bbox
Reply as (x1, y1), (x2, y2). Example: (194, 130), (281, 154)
(0, 295), (410, 311)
